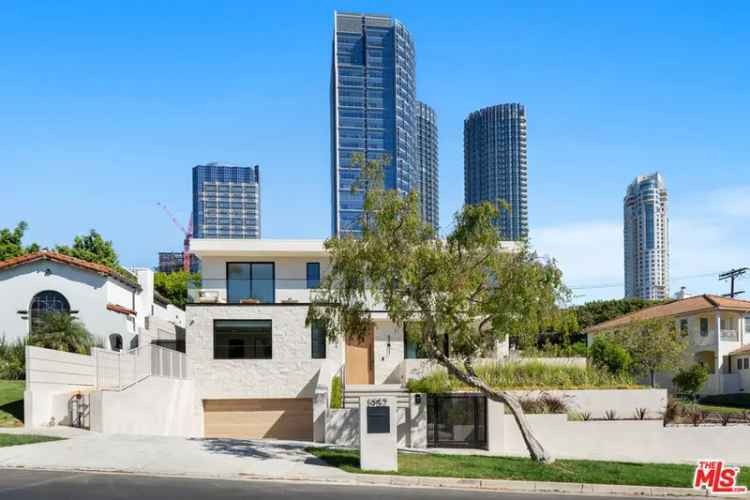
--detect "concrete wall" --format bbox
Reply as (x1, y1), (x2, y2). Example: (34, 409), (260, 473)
(325, 407), (413, 448)
(0, 260), (135, 345)
(508, 388), (667, 420)
(90, 377), (200, 437)
(24, 346), (97, 428)
(498, 413), (750, 465)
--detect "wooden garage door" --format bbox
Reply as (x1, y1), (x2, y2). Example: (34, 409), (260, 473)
(203, 398), (313, 440)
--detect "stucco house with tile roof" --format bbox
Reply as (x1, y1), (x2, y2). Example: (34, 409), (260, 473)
(586, 294), (750, 395)
(0, 251), (184, 350)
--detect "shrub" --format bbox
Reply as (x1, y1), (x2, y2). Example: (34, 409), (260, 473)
(590, 336), (631, 375)
(518, 394), (568, 414)
(672, 364), (709, 398)
(28, 312), (94, 354)
(634, 407), (648, 420)
(604, 409), (617, 420)
(330, 375), (343, 409)
(407, 360), (637, 393)
(0, 336), (26, 380)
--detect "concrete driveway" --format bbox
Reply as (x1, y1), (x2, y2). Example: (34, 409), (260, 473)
(0, 428), (349, 480)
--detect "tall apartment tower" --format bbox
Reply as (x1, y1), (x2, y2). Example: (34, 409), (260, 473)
(192, 164), (261, 239)
(464, 103), (528, 240)
(330, 11), (417, 235)
(416, 101), (439, 231)
(624, 173), (669, 300)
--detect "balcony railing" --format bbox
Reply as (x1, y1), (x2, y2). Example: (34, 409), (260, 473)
(720, 329), (739, 341)
(188, 279), (323, 304)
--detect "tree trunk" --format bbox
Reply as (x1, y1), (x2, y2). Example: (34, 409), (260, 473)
(650, 369), (656, 388)
(431, 350), (554, 464)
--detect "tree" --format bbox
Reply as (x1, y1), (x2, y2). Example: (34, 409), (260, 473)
(603, 317), (686, 387)
(56, 229), (121, 270)
(307, 155), (570, 463)
(573, 298), (663, 331)
(0, 221), (39, 261)
(590, 336), (631, 375)
(29, 312), (95, 355)
(673, 364), (709, 399)
(154, 271), (201, 308)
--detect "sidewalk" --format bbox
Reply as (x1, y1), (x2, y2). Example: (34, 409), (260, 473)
(0, 428), (734, 498)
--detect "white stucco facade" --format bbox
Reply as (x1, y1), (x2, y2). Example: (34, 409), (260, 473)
(0, 253), (184, 351)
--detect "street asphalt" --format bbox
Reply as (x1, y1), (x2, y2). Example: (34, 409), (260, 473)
(0, 469), (669, 500)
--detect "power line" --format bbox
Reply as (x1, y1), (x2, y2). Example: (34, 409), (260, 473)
(719, 267), (749, 298)
(569, 272), (720, 291)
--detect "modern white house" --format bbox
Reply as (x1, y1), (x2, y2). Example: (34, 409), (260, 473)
(0, 251), (184, 350)
(185, 238), (517, 442)
(586, 294), (750, 395)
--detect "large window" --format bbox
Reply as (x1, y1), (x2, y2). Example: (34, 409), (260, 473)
(404, 322), (428, 359)
(30, 290), (70, 331)
(213, 320), (272, 359)
(306, 262), (321, 289)
(226, 263), (274, 303)
(311, 321), (326, 359)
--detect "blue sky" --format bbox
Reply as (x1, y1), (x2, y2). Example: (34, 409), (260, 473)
(1, 1), (748, 303)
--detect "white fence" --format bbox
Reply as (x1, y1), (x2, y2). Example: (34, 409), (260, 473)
(94, 344), (188, 391)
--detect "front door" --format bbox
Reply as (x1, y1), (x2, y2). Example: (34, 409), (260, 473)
(345, 327), (374, 384)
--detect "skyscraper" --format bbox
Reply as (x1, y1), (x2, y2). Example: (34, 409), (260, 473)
(192, 164), (261, 239)
(330, 11), (417, 235)
(624, 173), (669, 300)
(464, 103), (528, 240)
(416, 100), (439, 231)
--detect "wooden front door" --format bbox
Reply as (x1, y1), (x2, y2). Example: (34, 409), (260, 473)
(345, 327), (374, 384)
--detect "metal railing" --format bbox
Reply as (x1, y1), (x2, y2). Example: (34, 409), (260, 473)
(94, 344), (188, 391)
(187, 278), (324, 304)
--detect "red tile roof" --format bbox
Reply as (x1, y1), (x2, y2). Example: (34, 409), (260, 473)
(586, 294), (750, 334)
(106, 303), (137, 316)
(0, 251), (140, 290)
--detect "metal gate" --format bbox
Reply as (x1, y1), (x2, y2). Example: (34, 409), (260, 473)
(427, 394), (487, 448)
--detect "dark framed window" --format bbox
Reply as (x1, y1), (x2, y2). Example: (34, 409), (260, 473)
(311, 321), (326, 359)
(214, 320), (272, 359)
(745, 358), (749, 370)
(30, 290), (70, 331)
(109, 333), (123, 352)
(226, 262), (274, 303)
(699, 318), (709, 337)
(306, 262), (321, 289)
(679, 319), (688, 336)
(738, 358), (743, 371)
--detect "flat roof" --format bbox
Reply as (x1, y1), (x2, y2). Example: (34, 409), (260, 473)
(189, 239), (327, 258)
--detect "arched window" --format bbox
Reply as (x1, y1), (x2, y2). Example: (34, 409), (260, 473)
(30, 291), (70, 330)
(109, 334), (123, 352)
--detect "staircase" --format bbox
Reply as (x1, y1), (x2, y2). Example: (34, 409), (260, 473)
(343, 384), (411, 409)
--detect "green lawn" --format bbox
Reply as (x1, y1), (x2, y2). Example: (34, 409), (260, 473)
(0, 434), (62, 447)
(307, 448), (749, 489)
(0, 380), (25, 427)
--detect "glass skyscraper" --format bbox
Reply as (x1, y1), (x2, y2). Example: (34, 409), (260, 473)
(416, 101), (438, 230)
(330, 11), (417, 235)
(192, 164), (261, 239)
(624, 173), (669, 300)
(464, 103), (528, 241)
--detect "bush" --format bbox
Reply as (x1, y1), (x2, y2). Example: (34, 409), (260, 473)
(672, 364), (709, 397)
(407, 360), (638, 393)
(330, 375), (343, 409)
(0, 337), (26, 380)
(519, 393), (569, 414)
(590, 336), (631, 375)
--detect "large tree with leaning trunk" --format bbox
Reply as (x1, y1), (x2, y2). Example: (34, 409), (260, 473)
(307, 156), (571, 463)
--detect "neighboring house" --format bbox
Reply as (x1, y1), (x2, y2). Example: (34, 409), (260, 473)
(186, 238), (514, 441)
(586, 294), (750, 395)
(0, 251), (184, 351)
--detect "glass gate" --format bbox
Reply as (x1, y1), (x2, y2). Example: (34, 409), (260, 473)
(427, 394), (487, 448)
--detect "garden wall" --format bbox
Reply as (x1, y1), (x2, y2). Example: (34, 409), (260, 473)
(497, 411), (750, 465)
(402, 356), (587, 383)
(24, 345), (97, 428)
(509, 388), (667, 420)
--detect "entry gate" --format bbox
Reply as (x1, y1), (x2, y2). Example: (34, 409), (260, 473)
(427, 394), (487, 448)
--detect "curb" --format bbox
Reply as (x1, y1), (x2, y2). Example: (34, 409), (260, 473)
(1, 465), (740, 498)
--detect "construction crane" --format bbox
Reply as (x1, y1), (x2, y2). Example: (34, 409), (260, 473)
(157, 202), (193, 272)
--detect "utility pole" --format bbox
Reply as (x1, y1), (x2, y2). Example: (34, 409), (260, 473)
(719, 268), (748, 298)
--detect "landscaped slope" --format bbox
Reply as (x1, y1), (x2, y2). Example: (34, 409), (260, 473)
(0, 380), (24, 427)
